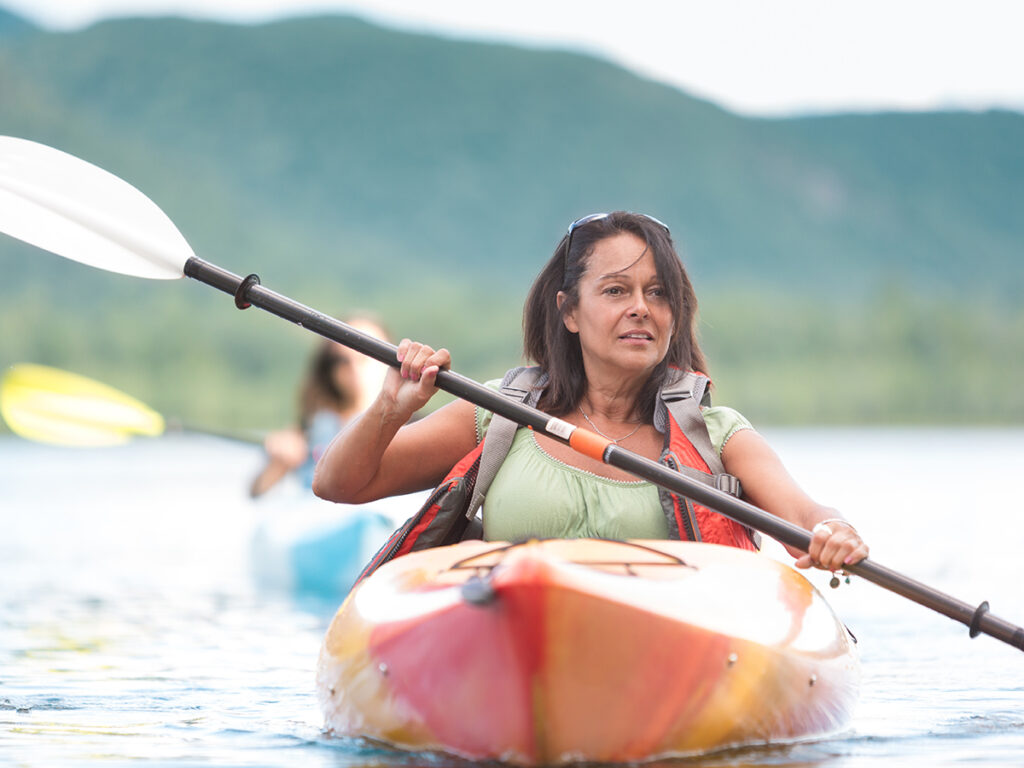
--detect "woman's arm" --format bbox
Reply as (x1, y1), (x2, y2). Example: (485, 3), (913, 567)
(721, 428), (868, 571)
(312, 341), (479, 504)
(249, 427), (309, 498)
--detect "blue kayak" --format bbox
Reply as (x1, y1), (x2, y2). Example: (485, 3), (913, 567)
(250, 489), (427, 600)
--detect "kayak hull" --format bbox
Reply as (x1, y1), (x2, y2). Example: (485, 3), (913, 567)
(250, 491), (427, 599)
(317, 539), (860, 763)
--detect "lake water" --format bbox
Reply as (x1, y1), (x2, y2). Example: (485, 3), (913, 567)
(2, 429), (1024, 767)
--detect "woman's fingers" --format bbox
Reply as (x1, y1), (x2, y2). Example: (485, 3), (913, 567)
(843, 540), (870, 566)
(793, 553), (814, 569)
(795, 522), (869, 572)
(384, 340), (452, 416)
(396, 340), (450, 382)
(815, 525), (844, 568)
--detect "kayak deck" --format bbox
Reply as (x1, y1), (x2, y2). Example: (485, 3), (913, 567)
(317, 538), (860, 764)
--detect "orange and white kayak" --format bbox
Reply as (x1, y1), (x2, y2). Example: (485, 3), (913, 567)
(317, 538), (860, 764)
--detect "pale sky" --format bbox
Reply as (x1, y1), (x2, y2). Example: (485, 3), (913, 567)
(4, 0), (1023, 117)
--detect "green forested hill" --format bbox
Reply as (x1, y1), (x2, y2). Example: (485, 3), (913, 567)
(2, 9), (1023, 428)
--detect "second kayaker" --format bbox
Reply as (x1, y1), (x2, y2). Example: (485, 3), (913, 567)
(250, 315), (391, 498)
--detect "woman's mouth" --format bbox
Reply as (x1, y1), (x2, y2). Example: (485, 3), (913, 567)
(619, 331), (654, 342)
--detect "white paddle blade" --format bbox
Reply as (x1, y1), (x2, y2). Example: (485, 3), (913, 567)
(0, 136), (191, 280)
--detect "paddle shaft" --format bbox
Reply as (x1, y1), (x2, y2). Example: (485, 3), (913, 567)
(183, 255), (1024, 652)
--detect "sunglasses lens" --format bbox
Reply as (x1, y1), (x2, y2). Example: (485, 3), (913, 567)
(567, 212), (610, 236)
(642, 214), (670, 233)
(567, 212), (669, 238)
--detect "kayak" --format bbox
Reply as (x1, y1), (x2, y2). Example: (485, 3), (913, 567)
(250, 490), (428, 600)
(316, 538), (860, 763)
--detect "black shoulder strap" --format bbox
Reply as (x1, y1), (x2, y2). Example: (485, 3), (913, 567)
(465, 366), (546, 519)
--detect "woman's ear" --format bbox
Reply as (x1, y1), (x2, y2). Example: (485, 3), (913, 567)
(557, 291), (579, 333)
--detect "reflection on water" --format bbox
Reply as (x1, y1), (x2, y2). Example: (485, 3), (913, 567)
(2, 430), (1024, 766)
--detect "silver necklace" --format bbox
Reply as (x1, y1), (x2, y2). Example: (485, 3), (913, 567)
(578, 406), (643, 444)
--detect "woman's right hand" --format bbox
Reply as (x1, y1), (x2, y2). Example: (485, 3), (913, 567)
(381, 339), (451, 418)
(263, 427), (309, 470)
(250, 427), (308, 498)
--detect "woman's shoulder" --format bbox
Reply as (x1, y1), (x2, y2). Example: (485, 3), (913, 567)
(700, 405), (754, 456)
(474, 368), (548, 441)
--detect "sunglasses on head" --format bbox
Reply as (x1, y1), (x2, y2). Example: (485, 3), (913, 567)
(564, 212), (670, 269)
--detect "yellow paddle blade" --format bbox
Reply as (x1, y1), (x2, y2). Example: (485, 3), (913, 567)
(0, 364), (166, 446)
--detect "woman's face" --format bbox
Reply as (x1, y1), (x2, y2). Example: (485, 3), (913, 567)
(559, 232), (674, 381)
(327, 342), (360, 399)
(345, 319), (390, 412)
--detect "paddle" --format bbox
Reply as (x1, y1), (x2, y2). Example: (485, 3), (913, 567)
(1, 135), (1021, 653)
(0, 362), (262, 446)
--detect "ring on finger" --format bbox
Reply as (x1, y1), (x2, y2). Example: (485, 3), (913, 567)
(812, 522), (833, 537)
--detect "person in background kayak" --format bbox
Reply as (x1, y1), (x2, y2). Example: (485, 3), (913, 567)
(250, 315), (390, 498)
(313, 212), (868, 572)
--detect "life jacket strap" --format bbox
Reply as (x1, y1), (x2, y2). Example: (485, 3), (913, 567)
(716, 473), (742, 497)
(657, 369), (724, 475)
(465, 366), (547, 520)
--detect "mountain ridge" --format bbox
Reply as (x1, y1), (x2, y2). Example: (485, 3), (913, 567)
(2, 11), (1022, 426)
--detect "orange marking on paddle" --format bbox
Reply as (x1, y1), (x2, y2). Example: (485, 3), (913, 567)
(570, 428), (613, 461)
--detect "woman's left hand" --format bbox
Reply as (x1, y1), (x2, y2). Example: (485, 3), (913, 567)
(794, 520), (869, 572)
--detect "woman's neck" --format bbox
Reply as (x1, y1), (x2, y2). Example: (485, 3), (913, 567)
(578, 368), (649, 423)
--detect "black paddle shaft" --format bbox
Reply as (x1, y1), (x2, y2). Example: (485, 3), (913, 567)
(184, 256), (1024, 653)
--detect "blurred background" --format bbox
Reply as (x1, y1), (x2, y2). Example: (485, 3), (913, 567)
(1, 0), (1023, 429)
(3, 5), (1024, 766)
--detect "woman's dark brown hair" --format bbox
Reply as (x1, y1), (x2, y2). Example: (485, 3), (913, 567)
(297, 340), (356, 430)
(522, 211), (707, 421)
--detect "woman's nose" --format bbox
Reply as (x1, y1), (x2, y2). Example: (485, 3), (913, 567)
(628, 290), (650, 318)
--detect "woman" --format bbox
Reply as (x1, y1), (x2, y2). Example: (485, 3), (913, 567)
(249, 316), (390, 498)
(313, 212), (867, 572)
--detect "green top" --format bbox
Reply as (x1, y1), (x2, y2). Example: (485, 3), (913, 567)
(474, 383), (752, 541)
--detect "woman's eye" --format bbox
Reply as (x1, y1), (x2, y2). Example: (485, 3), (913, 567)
(605, 286), (624, 296)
